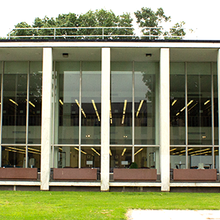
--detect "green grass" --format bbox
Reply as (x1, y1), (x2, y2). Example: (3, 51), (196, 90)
(0, 191), (220, 219)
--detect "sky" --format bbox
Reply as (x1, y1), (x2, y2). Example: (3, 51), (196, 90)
(1, 0), (220, 39)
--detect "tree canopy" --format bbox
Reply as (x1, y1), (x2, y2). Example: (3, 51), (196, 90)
(9, 8), (186, 39)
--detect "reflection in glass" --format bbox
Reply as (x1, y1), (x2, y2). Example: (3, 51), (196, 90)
(110, 62), (132, 144)
(134, 147), (159, 169)
(28, 146), (41, 169)
(2, 146), (26, 167)
(81, 147), (101, 168)
(188, 147), (212, 169)
(56, 62), (80, 144)
(81, 62), (101, 144)
(213, 64), (218, 145)
(110, 147), (132, 169)
(187, 63), (212, 145)
(170, 147), (186, 169)
(28, 62), (42, 144)
(214, 147), (219, 171)
(170, 63), (185, 145)
(2, 62), (27, 144)
(54, 146), (79, 168)
(134, 63), (158, 145)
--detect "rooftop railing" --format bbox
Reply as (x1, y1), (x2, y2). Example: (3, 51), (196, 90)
(7, 26), (185, 40)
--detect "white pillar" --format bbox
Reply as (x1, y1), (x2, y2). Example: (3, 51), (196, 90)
(160, 48), (170, 192)
(41, 48), (53, 190)
(218, 49), (220, 170)
(101, 48), (110, 191)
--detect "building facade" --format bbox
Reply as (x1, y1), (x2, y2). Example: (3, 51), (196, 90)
(0, 40), (220, 192)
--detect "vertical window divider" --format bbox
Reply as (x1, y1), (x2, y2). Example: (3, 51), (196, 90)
(211, 62), (215, 168)
(52, 61), (56, 167)
(132, 61), (135, 162)
(79, 61), (82, 168)
(185, 62), (188, 169)
(0, 62), (4, 167)
(25, 61), (30, 168)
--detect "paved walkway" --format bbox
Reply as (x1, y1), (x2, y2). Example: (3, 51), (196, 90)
(127, 210), (220, 220)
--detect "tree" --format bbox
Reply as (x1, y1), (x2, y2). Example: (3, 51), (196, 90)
(134, 7), (186, 39)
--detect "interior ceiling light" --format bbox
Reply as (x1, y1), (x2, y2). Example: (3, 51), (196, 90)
(134, 148), (143, 156)
(92, 100), (100, 121)
(172, 99), (177, 106)
(75, 99), (86, 118)
(121, 148), (127, 156)
(9, 99), (18, 106)
(74, 147), (87, 155)
(62, 53), (69, 58)
(59, 99), (63, 105)
(110, 100), (112, 124)
(91, 148), (100, 156)
(136, 100), (144, 117)
(204, 100), (210, 105)
(122, 100), (127, 124)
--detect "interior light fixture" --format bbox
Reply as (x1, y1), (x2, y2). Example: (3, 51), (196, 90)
(176, 112), (180, 116)
(188, 103), (197, 112)
(136, 100), (144, 117)
(92, 100), (100, 121)
(62, 53), (69, 58)
(91, 147), (100, 156)
(26, 99), (35, 108)
(122, 100), (127, 124)
(109, 149), (112, 156)
(74, 147), (87, 155)
(110, 100), (112, 124)
(134, 148), (143, 156)
(180, 100), (194, 112)
(146, 53), (152, 57)
(59, 99), (63, 105)
(121, 148), (126, 156)
(172, 99), (177, 106)
(204, 100), (210, 105)
(170, 148), (177, 152)
(75, 99), (86, 118)
(9, 99), (18, 106)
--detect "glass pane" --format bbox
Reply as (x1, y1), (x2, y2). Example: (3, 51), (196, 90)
(110, 62), (132, 144)
(81, 62), (101, 144)
(110, 147), (132, 169)
(56, 62), (80, 144)
(214, 147), (219, 171)
(188, 147), (213, 169)
(28, 146), (41, 170)
(134, 63), (158, 145)
(134, 147), (159, 169)
(213, 63), (218, 145)
(28, 62), (42, 144)
(81, 146), (101, 168)
(2, 62), (27, 144)
(170, 63), (185, 145)
(187, 63), (212, 145)
(2, 146), (26, 167)
(170, 147), (186, 169)
(54, 146), (79, 168)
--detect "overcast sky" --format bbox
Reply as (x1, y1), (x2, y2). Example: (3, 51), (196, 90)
(1, 0), (220, 39)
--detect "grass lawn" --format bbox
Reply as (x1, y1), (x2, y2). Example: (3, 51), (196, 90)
(0, 191), (220, 219)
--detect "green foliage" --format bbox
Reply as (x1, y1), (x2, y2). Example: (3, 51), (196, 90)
(8, 8), (186, 40)
(0, 191), (219, 219)
(129, 162), (138, 169)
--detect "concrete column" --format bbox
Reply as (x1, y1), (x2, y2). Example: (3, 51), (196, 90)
(41, 48), (53, 190)
(101, 48), (110, 191)
(160, 48), (170, 192)
(218, 49), (220, 170)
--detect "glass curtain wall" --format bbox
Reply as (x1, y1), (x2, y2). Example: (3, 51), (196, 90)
(110, 62), (159, 171)
(170, 62), (218, 171)
(53, 61), (101, 169)
(1, 61), (42, 170)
